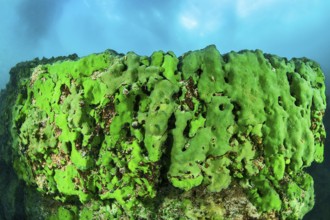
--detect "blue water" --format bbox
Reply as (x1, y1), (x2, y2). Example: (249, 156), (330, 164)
(0, 0), (330, 93)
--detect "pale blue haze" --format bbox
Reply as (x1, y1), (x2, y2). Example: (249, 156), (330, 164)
(0, 0), (329, 92)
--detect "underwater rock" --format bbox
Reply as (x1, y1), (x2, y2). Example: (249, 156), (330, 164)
(0, 45), (326, 219)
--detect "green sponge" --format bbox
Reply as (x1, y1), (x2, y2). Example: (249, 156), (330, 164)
(7, 45), (326, 219)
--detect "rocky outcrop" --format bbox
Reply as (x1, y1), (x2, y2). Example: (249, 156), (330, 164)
(0, 45), (326, 219)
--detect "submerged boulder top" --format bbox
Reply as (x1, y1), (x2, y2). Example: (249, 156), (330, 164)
(0, 45), (326, 219)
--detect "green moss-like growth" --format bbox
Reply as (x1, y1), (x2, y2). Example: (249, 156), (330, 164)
(1, 45), (326, 219)
(0, 54), (78, 219)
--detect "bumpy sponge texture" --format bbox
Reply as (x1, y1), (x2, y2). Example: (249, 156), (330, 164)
(11, 45), (326, 219)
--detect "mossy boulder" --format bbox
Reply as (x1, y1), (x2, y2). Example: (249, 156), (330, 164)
(0, 45), (326, 219)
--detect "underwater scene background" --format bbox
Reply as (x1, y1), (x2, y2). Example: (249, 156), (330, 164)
(0, 0), (329, 219)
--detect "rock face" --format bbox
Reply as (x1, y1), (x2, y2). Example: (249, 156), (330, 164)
(0, 45), (326, 219)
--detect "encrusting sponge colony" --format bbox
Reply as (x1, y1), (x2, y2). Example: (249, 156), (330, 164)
(0, 45), (326, 219)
